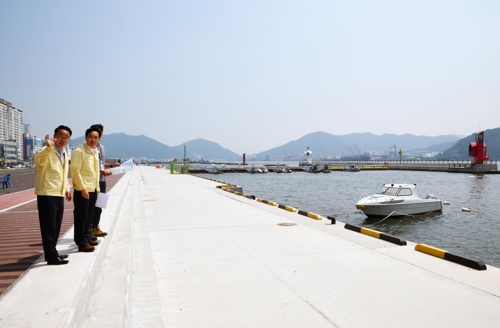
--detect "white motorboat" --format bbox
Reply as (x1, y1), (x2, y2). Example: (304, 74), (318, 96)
(247, 165), (266, 173)
(341, 164), (360, 172)
(303, 164), (330, 173)
(275, 163), (292, 173)
(206, 164), (223, 174)
(355, 183), (443, 217)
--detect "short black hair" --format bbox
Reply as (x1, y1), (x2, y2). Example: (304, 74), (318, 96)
(54, 125), (72, 136)
(90, 124), (104, 133)
(85, 126), (102, 138)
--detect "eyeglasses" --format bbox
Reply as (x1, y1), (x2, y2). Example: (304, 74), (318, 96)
(55, 135), (70, 141)
(86, 135), (100, 140)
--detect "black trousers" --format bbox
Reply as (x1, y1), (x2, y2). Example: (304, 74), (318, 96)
(92, 181), (106, 228)
(37, 196), (64, 261)
(73, 190), (97, 247)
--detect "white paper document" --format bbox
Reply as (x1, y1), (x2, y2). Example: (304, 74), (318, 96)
(106, 159), (135, 174)
(95, 192), (109, 209)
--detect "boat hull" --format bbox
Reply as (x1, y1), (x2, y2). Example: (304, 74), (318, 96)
(356, 201), (443, 217)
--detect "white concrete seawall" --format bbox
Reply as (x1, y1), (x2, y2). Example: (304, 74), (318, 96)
(1, 166), (499, 327)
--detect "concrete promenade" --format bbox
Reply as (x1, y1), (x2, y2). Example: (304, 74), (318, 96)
(1, 166), (500, 327)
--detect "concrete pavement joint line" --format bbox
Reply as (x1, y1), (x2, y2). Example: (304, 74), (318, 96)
(64, 171), (134, 327)
(130, 171), (165, 326)
(344, 224), (407, 246)
(121, 172), (140, 325)
(125, 171), (138, 326)
(415, 244), (487, 271)
(84, 182), (135, 327)
(83, 170), (142, 327)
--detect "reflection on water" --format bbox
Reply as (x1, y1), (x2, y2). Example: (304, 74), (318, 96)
(201, 170), (500, 267)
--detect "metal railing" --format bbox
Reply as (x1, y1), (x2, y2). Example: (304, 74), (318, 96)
(299, 159), (498, 166)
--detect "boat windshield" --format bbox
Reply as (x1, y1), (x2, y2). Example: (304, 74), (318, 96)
(376, 186), (399, 196)
(398, 188), (412, 196)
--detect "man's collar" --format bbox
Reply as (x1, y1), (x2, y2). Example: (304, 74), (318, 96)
(84, 144), (98, 153)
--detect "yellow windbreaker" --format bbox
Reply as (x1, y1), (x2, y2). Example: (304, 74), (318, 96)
(70, 144), (100, 192)
(34, 146), (70, 196)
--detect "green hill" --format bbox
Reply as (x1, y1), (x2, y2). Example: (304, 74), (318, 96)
(437, 128), (500, 160)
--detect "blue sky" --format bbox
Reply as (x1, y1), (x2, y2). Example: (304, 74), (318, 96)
(1, 1), (499, 154)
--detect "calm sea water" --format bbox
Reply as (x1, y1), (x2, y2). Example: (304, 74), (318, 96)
(200, 166), (500, 267)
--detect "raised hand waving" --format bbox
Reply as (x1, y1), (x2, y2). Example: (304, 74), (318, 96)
(45, 134), (55, 148)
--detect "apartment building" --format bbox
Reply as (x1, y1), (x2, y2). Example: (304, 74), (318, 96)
(0, 98), (24, 161)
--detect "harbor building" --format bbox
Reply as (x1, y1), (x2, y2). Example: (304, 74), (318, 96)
(0, 139), (18, 163)
(23, 134), (43, 161)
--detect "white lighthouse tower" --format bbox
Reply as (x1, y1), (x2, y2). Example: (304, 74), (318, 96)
(304, 147), (313, 165)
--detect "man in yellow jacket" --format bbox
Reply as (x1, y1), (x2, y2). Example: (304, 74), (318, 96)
(34, 125), (72, 265)
(70, 126), (101, 252)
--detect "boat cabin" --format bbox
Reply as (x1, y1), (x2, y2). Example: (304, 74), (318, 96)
(376, 184), (416, 197)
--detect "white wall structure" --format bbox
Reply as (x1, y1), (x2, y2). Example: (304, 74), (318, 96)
(304, 146), (313, 164)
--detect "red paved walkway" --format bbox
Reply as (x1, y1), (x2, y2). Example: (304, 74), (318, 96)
(0, 174), (124, 295)
(0, 189), (38, 212)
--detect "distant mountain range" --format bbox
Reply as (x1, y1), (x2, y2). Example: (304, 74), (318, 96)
(69, 129), (500, 161)
(70, 133), (240, 160)
(256, 131), (461, 159)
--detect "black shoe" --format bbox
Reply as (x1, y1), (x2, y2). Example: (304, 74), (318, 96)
(47, 258), (69, 265)
(58, 254), (69, 259)
(89, 227), (97, 241)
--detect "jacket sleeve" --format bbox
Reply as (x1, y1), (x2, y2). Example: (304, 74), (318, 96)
(70, 150), (85, 191)
(34, 146), (53, 166)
